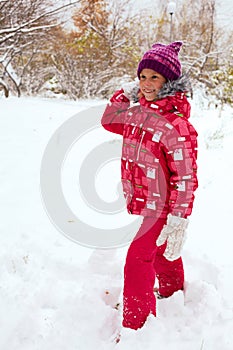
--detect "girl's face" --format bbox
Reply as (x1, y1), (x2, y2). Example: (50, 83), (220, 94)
(139, 69), (166, 101)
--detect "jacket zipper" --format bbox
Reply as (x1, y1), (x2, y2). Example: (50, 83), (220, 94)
(128, 114), (150, 212)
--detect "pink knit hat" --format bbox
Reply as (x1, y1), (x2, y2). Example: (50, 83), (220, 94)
(137, 41), (182, 81)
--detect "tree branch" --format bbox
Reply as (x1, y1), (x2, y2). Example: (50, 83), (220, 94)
(0, 1), (80, 36)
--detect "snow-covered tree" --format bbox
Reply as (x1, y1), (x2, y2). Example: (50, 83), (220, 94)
(0, 0), (80, 97)
(49, 0), (143, 99)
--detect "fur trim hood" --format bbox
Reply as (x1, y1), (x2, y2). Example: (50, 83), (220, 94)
(157, 74), (192, 99)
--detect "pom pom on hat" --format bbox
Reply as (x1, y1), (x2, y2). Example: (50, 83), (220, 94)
(137, 41), (183, 81)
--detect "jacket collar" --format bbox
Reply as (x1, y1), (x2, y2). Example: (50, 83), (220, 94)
(138, 75), (192, 119)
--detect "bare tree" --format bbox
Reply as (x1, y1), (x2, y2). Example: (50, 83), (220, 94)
(0, 0), (80, 97)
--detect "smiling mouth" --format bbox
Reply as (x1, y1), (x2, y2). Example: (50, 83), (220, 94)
(143, 89), (156, 94)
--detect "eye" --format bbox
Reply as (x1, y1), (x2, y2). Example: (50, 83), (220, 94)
(152, 75), (158, 79)
(140, 74), (146, 80)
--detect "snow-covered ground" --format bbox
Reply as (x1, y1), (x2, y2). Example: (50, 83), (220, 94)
(0, 92), (233, 350)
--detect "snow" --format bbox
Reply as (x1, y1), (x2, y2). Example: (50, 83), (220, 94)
(0, 92), (233, 349)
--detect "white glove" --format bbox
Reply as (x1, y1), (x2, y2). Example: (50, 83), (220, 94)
(156, 214), (189, 261)
(121, 80), (140, 102)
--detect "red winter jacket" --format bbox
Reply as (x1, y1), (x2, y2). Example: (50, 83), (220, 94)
(101, 78), (198, 219)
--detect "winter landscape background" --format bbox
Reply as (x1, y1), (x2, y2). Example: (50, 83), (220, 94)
(1, 0), (233, 349)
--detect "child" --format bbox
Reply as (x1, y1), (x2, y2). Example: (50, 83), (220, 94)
(101, 42), (198, 330)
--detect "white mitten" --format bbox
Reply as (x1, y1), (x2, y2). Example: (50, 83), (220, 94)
(121, 80), (140, 102)
(156, 214), (189, 261)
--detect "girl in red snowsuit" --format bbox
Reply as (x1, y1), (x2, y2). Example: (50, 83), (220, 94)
(101, 42), (198, 330)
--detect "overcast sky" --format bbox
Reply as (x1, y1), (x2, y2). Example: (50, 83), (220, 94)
(216, 0), (233, 28)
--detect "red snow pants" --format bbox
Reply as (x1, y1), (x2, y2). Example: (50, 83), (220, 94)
(123, 216), (184, 330)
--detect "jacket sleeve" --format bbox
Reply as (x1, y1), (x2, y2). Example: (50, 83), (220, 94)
(163, 118), (198, 218)
(101, 89), (130, 136)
